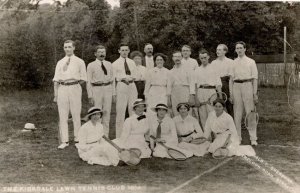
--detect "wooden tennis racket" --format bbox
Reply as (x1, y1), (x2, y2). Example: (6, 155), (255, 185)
(103, 136), (141, 166)
(150, 136), (187, 161)
(244, 105), (259, 130)
(198, 92), (228, 107)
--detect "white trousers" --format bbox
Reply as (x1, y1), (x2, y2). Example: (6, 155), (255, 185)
(92, 85), (112, 137)
(57, 84), (82, 143)
(197, 88), (215, 131)
(171, 85), (190, 116)
(146, 85), (168, 116)
(233, 82), (257, 141)
(115, 82), (137, 138)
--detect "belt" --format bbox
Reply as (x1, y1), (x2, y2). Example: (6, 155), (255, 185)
(150, 84), (165, 87)
(179, 131), (194, 138)
(86, 140), (99, 144)
(199, 85), (215, 89)
(234, 79), (252, 83)
(91, 82), (112, 86)
(59, 81), (79, 86)
(134, 80), (145, 83)
(221, 76), (230, 82)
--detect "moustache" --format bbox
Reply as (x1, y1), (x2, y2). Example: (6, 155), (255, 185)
(99, 55), (105, 57)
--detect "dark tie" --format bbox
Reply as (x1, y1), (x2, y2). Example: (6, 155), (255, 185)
(101, 61), (107, 75)
(156, 120), (162, 139)
(124, 59), (131, 75)
(63, 57), (70, 72)
(137, 115), (146, 121)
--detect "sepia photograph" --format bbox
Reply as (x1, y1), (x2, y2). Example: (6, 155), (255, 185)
(0, 0), (299, 192)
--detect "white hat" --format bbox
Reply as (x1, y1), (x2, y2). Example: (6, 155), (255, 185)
(22, 123), (36, 132)
(84, 107), (103, 120)
(151, 103), (168, 112)
(133, 99), (147, 109)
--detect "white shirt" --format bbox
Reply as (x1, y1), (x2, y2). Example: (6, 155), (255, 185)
(181, 57), (198, 73)
(87, 59), (113, 98)
(190, 64), (222, 94)
(145, 56), (154, 69)
(53, 55), (87, 82)
(211, 57), (233, 78)
(77, 121), (104, 145)
(144, 67), (170, 96)
(173, 115), (203, 139)
(168, 64), (193, 95)
(230, 55), (258, 80)
(135, 65), (147, 81)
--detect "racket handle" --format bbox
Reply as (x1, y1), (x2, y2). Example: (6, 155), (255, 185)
(102, 136), (122, 152)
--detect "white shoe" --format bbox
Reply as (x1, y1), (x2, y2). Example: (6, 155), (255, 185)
(58, 143), (69, 149)
(251, 140), (258, 146)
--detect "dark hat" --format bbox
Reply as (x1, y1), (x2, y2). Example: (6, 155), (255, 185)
(133, 99), (147, 109)
(85, 107), (103, 120)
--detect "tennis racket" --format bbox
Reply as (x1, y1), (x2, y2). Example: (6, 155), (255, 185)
(212, 134), (231, 159)
(150, 136), (187, 161)
(244, 105), (259, 130)
(198, 92), (228, 107)
(103, 136), (141, 166)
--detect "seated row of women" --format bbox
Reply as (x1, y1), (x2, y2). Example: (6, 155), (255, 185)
(75, 99), (256, 166)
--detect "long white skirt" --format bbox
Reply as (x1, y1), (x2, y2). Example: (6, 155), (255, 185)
(178, 141), (210, 157)
(152, 142), (193, 159)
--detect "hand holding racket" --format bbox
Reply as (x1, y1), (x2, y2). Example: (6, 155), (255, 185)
(198, 92), (228, 107)
(150, 136), (187, 161)
(245, 105), (259, 130)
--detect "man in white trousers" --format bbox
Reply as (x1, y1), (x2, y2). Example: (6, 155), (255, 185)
(168, 51), (194, 117)
(112, 43), (138, 138)
(144, 43), (154, 70)
(53, 40), (87, 149)
(229, 41), (258, 146)
(87, 45), (113, 137)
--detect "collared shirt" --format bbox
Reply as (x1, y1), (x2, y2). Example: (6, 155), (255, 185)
(168, 64), (193, 95)
(190, 63), (222, 94)
(145, 56), (154, 69)
(120, 113), (149, 142)
(53, 55), (87, 82)
(149, 116), (178, 145)
(203, 111), (238, 139)
(112, 57), (137, 95)
(135, 65), (147, 81)
(77, 121), (104, 145)
(211, 57), (233, 78)
(173, 115), (203, 139)
(230, 55), (258, 80)
(144, 67), (170, 96)
(86, 59), (113, 98)
(181, 57), (198, 73)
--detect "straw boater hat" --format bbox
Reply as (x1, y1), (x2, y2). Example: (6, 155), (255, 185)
(133, 99), (147, 109)
(22, 123), (36, 132)
(84, 107), (103, 120)
(176, 102), (191, 112)
(151, 103), (168, 112)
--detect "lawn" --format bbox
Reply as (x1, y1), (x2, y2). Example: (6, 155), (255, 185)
(0, 87), (299, 193)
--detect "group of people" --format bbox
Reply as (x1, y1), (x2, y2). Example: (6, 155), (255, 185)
(53, 40), (258, 166)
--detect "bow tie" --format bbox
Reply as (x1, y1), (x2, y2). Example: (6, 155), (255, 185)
(137, 115), (146, 121)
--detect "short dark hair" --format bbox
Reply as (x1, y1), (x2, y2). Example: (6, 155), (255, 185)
(235, 41), (246, 49)
(213, 98), (225, 107)
(95, 45), (106, 53)
(182, 45), (191, 50)
(154, 53), (168, 62)
(119, 43), (129, 49)
(130, 50), (143, 59)
(172, 50), (182, 56)
(199, 49), (209, 55)
(144, 43), (153, 48)
(64, 40), (75, 47)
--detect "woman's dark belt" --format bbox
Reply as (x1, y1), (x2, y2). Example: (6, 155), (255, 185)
(179, 131), (194, 138)
(91, 82), (112, 86)
(233, 79), (252, 83)
(199, 85), (215, 89)
(59, 81), (79, 86)
(86, 140), (99, 144)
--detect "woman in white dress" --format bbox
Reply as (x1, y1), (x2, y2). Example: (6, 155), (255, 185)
(144, 53), (170, 113)
(76, 107), (119, 166)
(173, 103), (210, 156)
(114, 99), (152, 158)
(149, 103), (193, 159)
(203, 99), (256, 157)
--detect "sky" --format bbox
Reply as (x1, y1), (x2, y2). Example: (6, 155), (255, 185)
(40, 0), (120, 8)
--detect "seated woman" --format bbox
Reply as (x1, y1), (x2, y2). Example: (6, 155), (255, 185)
(76, 107), (119, 166)
(203, 99), (256, 157)
(149, 103), (193, 159)
(173, 103), (210, 157)
(114, 99), (151, 158)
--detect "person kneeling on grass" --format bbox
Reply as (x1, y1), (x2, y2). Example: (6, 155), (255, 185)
(149, 103), (193, 159)
(76, 107), (119, 166)
(203, 99), (256, 158)
(113, 99), (151, 158)
(173, 103), (210, 157)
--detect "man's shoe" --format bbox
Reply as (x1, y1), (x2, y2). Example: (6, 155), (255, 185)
(251, 140), (258, 146)
(58, 142), (69, 149)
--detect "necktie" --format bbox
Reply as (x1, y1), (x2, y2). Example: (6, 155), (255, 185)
(63, 57), (70, 72)
(156, 120), (162, 139)
(124, 59), (131, 75)
(101, 61), (107, 75)
(137, 115), (146, 121)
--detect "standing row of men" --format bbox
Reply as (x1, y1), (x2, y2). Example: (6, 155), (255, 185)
(53, 40), (258, 149)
